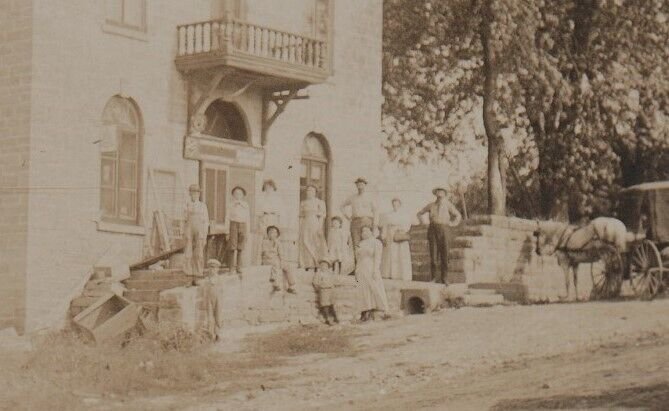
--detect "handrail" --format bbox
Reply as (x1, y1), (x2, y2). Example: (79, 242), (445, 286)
(176, 18), (328, 71)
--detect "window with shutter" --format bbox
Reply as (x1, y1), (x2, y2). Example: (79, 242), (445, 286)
(100, 96), (142, 224)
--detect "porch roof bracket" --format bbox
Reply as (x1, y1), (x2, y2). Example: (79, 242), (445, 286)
(261, 88), (303, 146)
(190, 71), (226, 117)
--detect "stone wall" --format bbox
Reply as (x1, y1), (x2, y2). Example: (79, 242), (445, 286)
(159, 267), (361, 330)
(158, 267), (446, 331)
(446, 215), (600, 302)
(0, 0), (33, 333)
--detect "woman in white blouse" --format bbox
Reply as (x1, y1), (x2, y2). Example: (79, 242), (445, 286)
(380, 198), (413, 281)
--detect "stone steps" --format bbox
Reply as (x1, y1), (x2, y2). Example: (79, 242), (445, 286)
(124, 289), (162, 303)
(124, 279), (192, 291)
(128, 269), (189, 281)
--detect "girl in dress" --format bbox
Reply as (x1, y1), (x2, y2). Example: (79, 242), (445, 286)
(298, 185), (328, 270)
(355, 225), (390, 321)
(327, 216), (352, 275)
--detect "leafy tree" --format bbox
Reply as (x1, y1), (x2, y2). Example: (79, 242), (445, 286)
(383, 0), (669, 220)
(383, 0), (529, 215)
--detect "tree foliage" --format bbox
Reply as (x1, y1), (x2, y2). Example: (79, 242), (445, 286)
(383, 0), (669, 220)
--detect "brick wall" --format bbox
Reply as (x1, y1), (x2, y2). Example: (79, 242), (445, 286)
(0, 0), (33, 332)
(447, 215), (599, 302)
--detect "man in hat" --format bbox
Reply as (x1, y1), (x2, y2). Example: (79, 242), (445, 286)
(225, 186), (250, 274)
(184, 184), (210, 279)
(417, 187), (462, 284)
(340, 177), (378, 250)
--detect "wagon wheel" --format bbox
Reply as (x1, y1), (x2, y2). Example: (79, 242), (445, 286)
(628, 240), (664, 300)
(590, 245), (623, 300)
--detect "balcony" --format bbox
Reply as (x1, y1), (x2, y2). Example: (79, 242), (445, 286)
(176, 18), (330, 89)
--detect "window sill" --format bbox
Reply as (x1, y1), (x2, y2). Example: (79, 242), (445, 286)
(102, 22), (148, 42)
(96, 220), (146, 236)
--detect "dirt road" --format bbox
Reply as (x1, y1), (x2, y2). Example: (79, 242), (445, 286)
(5, 299), (667, 410)
(179, 300), (669, 410)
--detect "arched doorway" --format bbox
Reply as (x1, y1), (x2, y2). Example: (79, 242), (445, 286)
(199, 100), (253, 229)
(202, 100), (249, 143)
(300, 133), (330, 204)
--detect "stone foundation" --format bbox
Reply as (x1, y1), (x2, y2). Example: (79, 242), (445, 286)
(158, 267), (447, 332)
(447, 215), (601, 302)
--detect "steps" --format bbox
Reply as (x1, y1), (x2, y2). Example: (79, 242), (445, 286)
(444, 283), (506, 307)
(122, 269), (193, 317)
(69, 268), (115, 318)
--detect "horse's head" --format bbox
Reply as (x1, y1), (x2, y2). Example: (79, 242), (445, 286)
(534, 221), (565, 256)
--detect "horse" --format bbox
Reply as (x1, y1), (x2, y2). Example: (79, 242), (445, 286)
(534, 217), (628, 301)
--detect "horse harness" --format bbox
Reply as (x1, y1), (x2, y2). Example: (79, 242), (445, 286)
(553, 225), (603, 265)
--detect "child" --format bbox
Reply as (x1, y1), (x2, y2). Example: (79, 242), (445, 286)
(312, 259), (339, 325)
(262, 225), (296, 294)
(327, 216), (351, 275)
(225, 186), (250, 275)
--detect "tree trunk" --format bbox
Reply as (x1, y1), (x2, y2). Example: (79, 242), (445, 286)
(481, 0), (506, 215)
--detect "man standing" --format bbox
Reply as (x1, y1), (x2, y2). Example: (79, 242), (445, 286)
(184, 184), (210, 280)
(417, 187), (462, 284)
(340, 177), (378, 249)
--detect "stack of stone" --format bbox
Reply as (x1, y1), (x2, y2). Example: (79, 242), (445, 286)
(447, 215), (600, 302)
(69, 267), (114, 318)
(159, 267), (363, 332)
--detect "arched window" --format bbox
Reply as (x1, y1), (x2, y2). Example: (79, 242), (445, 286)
(300, 133), (330, 202)
(202, 100), (248, 143)
(100, 96), (142, 223)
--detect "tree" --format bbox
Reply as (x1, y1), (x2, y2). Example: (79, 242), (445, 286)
(383, 0), (669, 220)
(383, 0), (529, 215)
(518, 0), (669, 219)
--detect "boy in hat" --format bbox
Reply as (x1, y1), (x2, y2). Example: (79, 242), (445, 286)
(417, 187), (462, 284)
(184, 184), (209, 279)
(312, 259), (339, 325)
(262, 225), (296, 294)
(225, 186), (250, 275)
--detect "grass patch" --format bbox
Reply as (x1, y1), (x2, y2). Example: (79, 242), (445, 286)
(0, 325), (279, 410)
(247, 325), (358, 357)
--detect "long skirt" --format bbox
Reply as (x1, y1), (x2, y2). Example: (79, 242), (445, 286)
(298, 216), (327, 268)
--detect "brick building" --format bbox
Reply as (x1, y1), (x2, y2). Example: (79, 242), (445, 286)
(0, 0), (384, 333)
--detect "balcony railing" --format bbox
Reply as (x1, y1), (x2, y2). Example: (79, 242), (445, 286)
(176, 18), (329, 85)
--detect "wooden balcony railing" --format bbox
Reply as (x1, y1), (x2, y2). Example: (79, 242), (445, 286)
(176, 18), (329, 82)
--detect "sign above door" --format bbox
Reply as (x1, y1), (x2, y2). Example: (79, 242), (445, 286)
(184, 134), (265, 170)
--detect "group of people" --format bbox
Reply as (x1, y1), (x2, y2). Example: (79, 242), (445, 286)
(294, 177), (463, 322)
(182, 175), (463, 324)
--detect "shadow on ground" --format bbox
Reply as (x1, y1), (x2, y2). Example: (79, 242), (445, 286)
(491, 383), (669, 411)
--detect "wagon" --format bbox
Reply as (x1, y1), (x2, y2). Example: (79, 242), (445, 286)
(614, 181), (669, 299)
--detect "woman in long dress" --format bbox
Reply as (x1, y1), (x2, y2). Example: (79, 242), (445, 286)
(298, 185), (328, 270)
(380, 198), (413, 281)
(253, 180), (283, 264)
(356, 225), (389, 321)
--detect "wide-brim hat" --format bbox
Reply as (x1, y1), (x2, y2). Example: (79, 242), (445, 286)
(354, 177), (368, 185)
(266, 225), (280, 236)
(231, 186), (246, 196)
(189, 184), (201, 193)
(432, 187), (448, 195)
